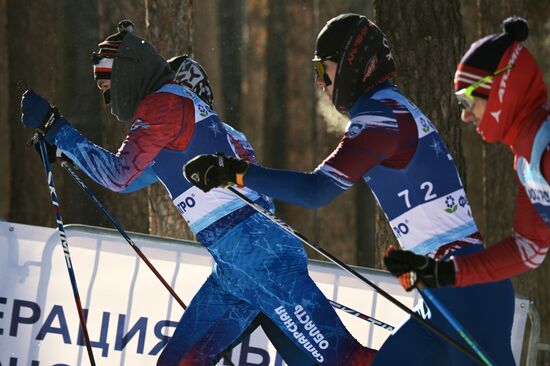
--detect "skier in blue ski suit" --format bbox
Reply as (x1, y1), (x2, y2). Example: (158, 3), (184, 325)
(185, 14), (517, 366)
(20, 21), (376, 366)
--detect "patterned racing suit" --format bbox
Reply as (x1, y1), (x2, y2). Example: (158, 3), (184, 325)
(243, 83), (516, 365)
(50, 83), (375, 366)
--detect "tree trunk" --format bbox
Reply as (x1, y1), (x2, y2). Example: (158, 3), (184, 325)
(96, 1), (150, 233)
(373, 0), (465, 268)
(145, 0), (195, 240)
(281, 0), (321, 256)
(7, 0), (63, 227)
(263, 0), (287, 171)
(0, 0), (10, 220)
(216, 0), (244, 128)
(53, 1), (108, 228)
(193, 0), (223, 113)
(239, 0), (268, 159)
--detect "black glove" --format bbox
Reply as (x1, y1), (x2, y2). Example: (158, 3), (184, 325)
(33, 140), (59, 164)
(383, 250), (456, 291)
(184, 153), (249, 192)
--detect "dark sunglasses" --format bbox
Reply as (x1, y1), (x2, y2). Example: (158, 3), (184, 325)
(313, 60), (332, 87)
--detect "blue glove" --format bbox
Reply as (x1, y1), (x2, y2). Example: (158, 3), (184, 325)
(21, 90), (69, 144)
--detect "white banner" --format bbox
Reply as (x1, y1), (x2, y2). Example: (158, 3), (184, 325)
(0, 222), (529, 365)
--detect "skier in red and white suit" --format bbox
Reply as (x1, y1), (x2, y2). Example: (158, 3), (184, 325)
(384, 17), (550, 288)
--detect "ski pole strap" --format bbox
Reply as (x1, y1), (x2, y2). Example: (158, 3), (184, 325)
(226, 186), (485, 365)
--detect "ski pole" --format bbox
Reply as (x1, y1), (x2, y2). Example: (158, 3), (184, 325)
(60, 161), (187, 310)
(420, 286), (494, 366)
(37, 140), (97, 365)
(226, 186), (485, 365)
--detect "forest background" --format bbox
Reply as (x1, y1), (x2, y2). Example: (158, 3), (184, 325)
(1, 1), (548, 363)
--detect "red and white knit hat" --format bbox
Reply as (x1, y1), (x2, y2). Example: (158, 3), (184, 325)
(454, 17), (529, 98)
(93, 20), (134, 80)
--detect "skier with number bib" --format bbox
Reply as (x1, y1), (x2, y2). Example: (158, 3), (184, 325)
(19, 20), (376, 366)
(184, 13), (516, 365)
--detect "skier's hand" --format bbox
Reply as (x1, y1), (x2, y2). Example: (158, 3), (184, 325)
(384, 249), (455, 291)
(33, 140), (59, 164)
(33, 140), (75, 166)
(21, 90), (69, 144)
(184, 153), (249, 192)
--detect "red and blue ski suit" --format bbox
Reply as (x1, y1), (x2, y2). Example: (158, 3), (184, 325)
(50, 83), (375, 366)
(242, 82), (516, 366)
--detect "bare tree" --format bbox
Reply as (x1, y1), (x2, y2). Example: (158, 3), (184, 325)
(145, 0), (195, 240)
(239, 0), (269, 159)
(7, 0), (64, 227)
(0, 0), (10, 220)
(194, 0), (223, 113)
(95, 0), (150, 233)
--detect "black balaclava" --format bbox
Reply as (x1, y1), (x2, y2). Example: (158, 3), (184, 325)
(314, 13), (395, 111)
(96, 20), (175, 122)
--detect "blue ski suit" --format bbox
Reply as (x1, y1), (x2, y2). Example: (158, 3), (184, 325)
(242, 83), (516, 366)
(46, 81), (376, 366)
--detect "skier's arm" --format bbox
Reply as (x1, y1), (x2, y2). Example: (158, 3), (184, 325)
(244, 104), (400, 208)
(119, 166), (159, 193)
(453, 153), (550, 286)
(54, 93), (192, 192)
(244, 166), (345, 208)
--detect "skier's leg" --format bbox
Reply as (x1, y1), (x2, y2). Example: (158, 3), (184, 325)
(259, 271), (377, 366)
(157, 275), (258, 366)
(375, 246), (515, 365)
(433, 245), (516, 366)
(211, 311), (316, 366)
(382, 246), (515, 366)
(255, 312), (317, 366)
(209, 213), (377, 366)
(371, 315), (447, 366)
(434, 280), (515, 366)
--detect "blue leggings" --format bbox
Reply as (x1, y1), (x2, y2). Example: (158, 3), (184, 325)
(372, 245), (516, 366)
(158, 213), (374, 366)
